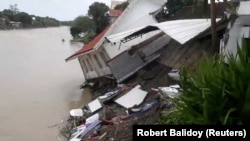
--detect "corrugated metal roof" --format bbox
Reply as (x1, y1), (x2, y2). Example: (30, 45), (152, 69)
(87, 98), (102, 113)
(114, 85), (148, 109)
(95, 0), (165, 49)
(237, 1), (250, 15)
(105, 19), (221, 45)
(158, 20), (228, 71)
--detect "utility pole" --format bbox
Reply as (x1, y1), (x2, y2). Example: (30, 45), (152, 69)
(210, 0), (218, 54)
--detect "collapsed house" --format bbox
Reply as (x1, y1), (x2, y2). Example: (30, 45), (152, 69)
(105, 2), (229, 81)
(60, 2), (239, 140)
(65, 0), (232, 87)
(65, 0), (169, 86)
(105, 18), (229, 78)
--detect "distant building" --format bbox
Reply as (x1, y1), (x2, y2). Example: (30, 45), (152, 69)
(9, 21), (22, 28)
(111, 0), (125, 9)
(0, 17), (6, 25)
(108, 9), (123, 23)
(0, 16), (10, 29)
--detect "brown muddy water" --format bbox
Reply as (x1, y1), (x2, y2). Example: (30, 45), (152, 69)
(0, 26), (92, 141)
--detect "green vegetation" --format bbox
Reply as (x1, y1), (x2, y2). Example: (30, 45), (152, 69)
(114, 1), (129, 10)
(69, 1), (130, 44)
(161, 39), (250, 125)
(70, 2), (109, 44)
(165, 0), (204, 16)
(156, 0), (236, 22)
(88, 2), (109, 34)
(156, 0), (205, 21)
(0, 4), (60, 29)
(31, 16), (60, 28)
(70, 16), (96, 39)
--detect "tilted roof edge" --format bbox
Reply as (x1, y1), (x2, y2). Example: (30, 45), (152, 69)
(65, 0), (139, 62)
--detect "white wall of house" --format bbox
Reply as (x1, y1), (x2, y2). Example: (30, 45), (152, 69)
(222, 16), (250, 56)
(103, 30), (162, 59)
(103, 0), (165, 59)
(111, 0), (164, 33)
(221, 1), (250, 56)
(78, 48), (111, 80)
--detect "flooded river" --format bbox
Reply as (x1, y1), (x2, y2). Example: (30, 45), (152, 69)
(0, 26), (92, 141)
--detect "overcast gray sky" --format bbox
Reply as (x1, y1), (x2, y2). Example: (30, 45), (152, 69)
(0, 0), (125, 21)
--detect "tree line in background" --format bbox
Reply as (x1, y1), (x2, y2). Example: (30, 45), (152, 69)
(70, 1), (129, 44)
(0, 4), (61, 29)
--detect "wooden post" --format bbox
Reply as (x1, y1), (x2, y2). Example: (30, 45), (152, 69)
(210, 0), (218, 54)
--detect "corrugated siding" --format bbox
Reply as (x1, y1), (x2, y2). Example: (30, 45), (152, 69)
(156, 19), (220, 44)
(159, 38), (212, 72)
(106, 19), (221, 45)
(140, 34), (171, 58)
(108, 51), (144, 82)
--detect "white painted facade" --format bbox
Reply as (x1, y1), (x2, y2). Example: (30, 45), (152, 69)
(78, 48), (111, 80)
(102, 0), (165, 59)
(220, 1), (250, 57)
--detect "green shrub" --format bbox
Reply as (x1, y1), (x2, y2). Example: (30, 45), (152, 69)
(161, 39), (250, 125)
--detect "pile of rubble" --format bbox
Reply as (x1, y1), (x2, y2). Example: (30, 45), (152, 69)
(58, 81), (180, 141)
(58, 63), (181, 141)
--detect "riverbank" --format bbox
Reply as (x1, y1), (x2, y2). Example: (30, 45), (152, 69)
(59, 61), (179, 141)
(0, 25), (63, 30)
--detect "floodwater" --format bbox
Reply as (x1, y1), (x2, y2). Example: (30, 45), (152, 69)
(0, 26), (92, 141)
